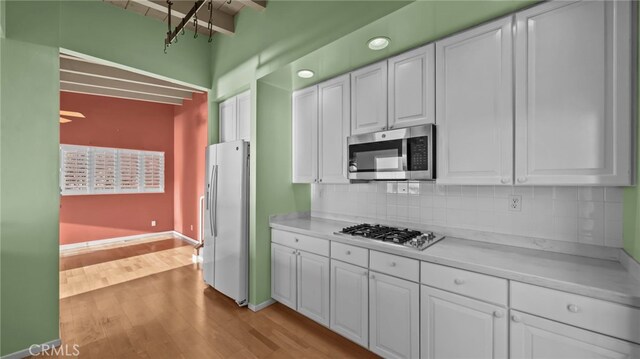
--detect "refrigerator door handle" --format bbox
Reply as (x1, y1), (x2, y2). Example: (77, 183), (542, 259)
(212, 165), (219, 237)
(209, 165), (216, 236)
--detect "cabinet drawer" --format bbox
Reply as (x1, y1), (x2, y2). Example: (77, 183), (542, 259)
(370, 250), (419, 282)
(271, 229), (329, 256)
(331, 242), (368, 267)
(511, 281), (640, 344)
(421, 261), (507, 306)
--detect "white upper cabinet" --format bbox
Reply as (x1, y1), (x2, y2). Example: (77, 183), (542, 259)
(388, 44), (435, 129)
(514, 0), (633, 186)
(219, 90), (251, 143)
(318, 75), (350, 184)
(219, 97), (237, 143)
(436, 17), (514, 185)
(421, 285), (508, 359)
(236, 91), (251, 141)
(510, 311), (640, 359)
(351, 61), (388, 135)
(292, 86), (319, 183)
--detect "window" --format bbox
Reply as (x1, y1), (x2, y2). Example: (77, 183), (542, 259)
(60, 145), (165, 195)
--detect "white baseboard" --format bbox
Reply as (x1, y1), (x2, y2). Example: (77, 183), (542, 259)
(172, 231), (199, 245)
(60, 231), (174, 252)
(1, 338), (61, 359)
(248, 298), (276, 312)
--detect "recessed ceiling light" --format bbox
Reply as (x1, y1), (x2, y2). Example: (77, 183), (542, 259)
(297, 69), (315, 79)
(368, 36), (390, 51)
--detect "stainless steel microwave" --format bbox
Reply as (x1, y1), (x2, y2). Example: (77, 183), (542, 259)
(347, 124), (435, 181)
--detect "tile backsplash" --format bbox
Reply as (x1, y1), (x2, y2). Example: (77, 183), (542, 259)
(311, 183), (624, 248)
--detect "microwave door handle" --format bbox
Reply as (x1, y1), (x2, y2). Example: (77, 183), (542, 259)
(402, 138), (408, 173)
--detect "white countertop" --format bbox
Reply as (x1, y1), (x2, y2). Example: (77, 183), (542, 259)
(270, 215), (640, 308)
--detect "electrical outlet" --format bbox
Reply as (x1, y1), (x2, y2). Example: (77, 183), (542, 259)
(151, 220), (157, 227)
(509, 195), (522, 212)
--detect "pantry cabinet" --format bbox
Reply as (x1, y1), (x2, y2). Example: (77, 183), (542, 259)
(330, 259), (368, 346)
(421, 285), (508, 359)
(318, 75), (350, 184)
(510, 311), (640, 359)
(514, 0), (633, 186)
(291, 86), (318, 183)
(435, 16), (514, 185)
(388, 44), (435, 129)
(219, 91), (251, 143)
(369, 271), (419, 359)
(351, 61), (388, 135)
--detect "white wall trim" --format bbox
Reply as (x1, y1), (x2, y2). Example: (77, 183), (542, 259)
(59, 231), (175, 252)
(1, 338), (61, 359)
(620, 249), (640, 282)
(172, 231), (199, 245)
(248, 298), (276, 312)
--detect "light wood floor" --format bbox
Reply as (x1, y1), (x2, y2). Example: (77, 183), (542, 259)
(46, 238), (378, 358)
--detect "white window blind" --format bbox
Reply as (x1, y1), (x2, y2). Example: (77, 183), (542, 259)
(60, 145), (165, 196)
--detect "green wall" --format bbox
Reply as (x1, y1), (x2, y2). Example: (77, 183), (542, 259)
(0, 1), (211, 355)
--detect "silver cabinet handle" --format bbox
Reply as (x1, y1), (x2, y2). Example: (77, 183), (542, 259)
(493, 310), (504, 318)
(370, 273), (375, 279)
(517, 177), (527, 183)
(389, 262), (396, 267)
(345, 250), (351, 255)
(511, 314), (521, 323)
(454, 278), (465, 285)
(567, 304), (580, 313)
(319, 179), (323, 183)
(292, 250), (296, 254)
(363, 271), (368, 276)
(294, 238), (299, 242)
(500, 178), (510, 184)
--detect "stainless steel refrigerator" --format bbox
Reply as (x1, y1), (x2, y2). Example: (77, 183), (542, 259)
(203, 140), (249, 306)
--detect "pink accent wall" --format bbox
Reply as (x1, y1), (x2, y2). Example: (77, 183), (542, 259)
(59, 92), (175, 245)
(173, 92), (208, 241)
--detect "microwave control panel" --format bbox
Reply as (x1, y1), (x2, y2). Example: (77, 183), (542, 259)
(408, 136), (429, 171)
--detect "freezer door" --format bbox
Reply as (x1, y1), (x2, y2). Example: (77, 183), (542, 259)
(202, 145), (217, 287)
(214, 140), (249, 304)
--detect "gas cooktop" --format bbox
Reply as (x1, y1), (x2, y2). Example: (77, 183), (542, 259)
(335, 223), (444, 251)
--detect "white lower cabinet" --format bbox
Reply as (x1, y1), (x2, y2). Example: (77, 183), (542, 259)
(421, 285), (508, 359)
(271, 243), (297, 310)
(369, 271), (419, 359)
(330, 260), (368, 347)
(510, 311), (640, 359)
(297, 250), (330, 326)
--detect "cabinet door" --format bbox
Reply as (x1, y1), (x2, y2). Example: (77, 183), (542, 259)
(330, 260), (368, 346)
(369, 272), (419, 359)
(236, 91), (251, 142)
(351, 61), (388, 135)
(292, 86), (318, 183)
(271, 243), (297, 310)
(436, 17), (514, 185)
(297, 250), (330, 326)
(421, 285), (507, 359)
(510, 311), (640, 359)
(219, 97), (237, 143)
(514, 1), (632, 186)
(388, 44), (435, 129)
(318, 75), (350, 184)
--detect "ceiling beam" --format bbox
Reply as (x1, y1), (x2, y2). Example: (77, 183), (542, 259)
(60, 57), (202, 93)
(60, 83), (185, 106)
(131, 0), (235, 35)
(60, 72), (193, 100)
(237, 0), (266, 11)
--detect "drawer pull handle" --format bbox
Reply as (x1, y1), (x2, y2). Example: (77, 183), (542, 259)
(493, 310), (504, 318)
(346, 250), (351, 255)
(567, 304), (580, 313)
(294, 238), (299, 242)
(370, 274), (376, 279)
(511, 315), (521, 323)
(363, 271), (368, 276)
(454, 278), (465, 285)
(390, 262), (397, 267)
(500, 178), (510, 184)
(517, 177), (527, 183)
(292, 250), (296, 254)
